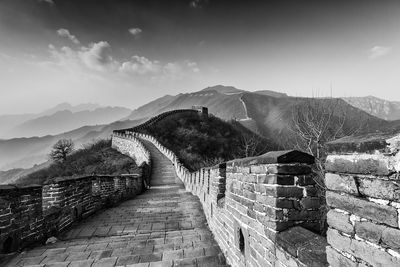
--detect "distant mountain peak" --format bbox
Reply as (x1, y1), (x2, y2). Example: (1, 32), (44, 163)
(201, 85), (245, 94)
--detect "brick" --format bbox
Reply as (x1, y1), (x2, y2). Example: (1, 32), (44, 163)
(68, 259), (94, 267)
(286, 210), (321, 221)
(355, 220), (400, 251)
(162, 250), (183, 260)
(257, 175), (295, 185)
(300, 197), (321, 209)
(325, 173), (358, 195)
(305, 187), (318, 197)
(382, 226), (400, 251)
(327, 228), (400, 266)
(354, 221), (383, 244)
(255, 185), (304, 198)
(267, 164), (312, 175)
(326, 246), (357, 267)
(327, 209), (354, 235)
(326, 191), (398, 227)
(92, 257), (117, 267)
(325, 154), (393, 175)
(357, 177), (400, 201)
(295, 174), (316, 186)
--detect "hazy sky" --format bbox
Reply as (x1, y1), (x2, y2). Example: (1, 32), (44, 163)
(0, 0), (399, 114)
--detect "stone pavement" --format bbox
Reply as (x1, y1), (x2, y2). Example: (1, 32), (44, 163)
(5, 140), (227, 267)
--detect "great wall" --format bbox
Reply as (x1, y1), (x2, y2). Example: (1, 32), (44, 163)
(1, 107), (400, 266)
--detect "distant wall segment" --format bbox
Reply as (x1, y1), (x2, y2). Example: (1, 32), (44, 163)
(114, 107), (207, 135)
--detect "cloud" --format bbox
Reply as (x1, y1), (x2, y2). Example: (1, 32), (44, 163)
(38, 0), (54, 5)
(186, 61), (200, 73)
(79, 41), (115, 71)
(47, 35), (200, 79)
(128, 28), (142, 37)
(48, 41), (116, 72)
(120, 56), (161, 74)
(368, 46), (392, 59)
(57, 28), (80, 44)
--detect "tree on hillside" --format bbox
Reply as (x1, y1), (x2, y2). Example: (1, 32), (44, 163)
(50, 139), (74, 163)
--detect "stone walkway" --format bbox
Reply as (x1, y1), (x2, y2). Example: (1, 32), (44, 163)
(5, 140), (226, 267)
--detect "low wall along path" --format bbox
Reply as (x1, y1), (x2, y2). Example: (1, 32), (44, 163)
(2, 136), (227, 266)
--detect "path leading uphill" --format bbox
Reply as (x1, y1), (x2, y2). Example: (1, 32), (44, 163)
(5, 140), (226, 267)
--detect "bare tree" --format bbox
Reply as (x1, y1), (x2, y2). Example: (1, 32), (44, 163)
(289, 97), (362, 187)
(240, 133), (270, 158)
(288, 97), (365, 235)
(50, 139), (74, 163)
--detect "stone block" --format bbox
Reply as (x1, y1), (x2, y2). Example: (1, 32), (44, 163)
(326, 246), (357, 267)
(325, 173), (358, 195)
(357, 177), (400, 201)
(325, 154), (393, 175)
(326, 191), (398, 227)
(327, 209), (354, 235)
(277, 227), (328, 267)
(328, 228), (400, 267)
(355, 220), (400, 251)
(354, 221), (383, 244)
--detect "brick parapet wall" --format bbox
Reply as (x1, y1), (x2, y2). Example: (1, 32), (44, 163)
(325, 133), (400, 266)
(120, 130), (328, 267)
(0, 173), (144, 254)
(112, 133), (151, 167)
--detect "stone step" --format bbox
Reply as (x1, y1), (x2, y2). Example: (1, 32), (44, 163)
(11, 246), (225, 266)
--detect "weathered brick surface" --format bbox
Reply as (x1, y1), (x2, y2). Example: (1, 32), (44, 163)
(328, 228), (400, 266)
(326, 191), (398, 227)
(0, 173), (143, 255)
(326, 246), (358, 267)
(325, 132), (400, 267)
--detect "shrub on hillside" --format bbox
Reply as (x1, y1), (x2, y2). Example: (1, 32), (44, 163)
(139, 112), (277, 171)
(17, 139), (138, 185)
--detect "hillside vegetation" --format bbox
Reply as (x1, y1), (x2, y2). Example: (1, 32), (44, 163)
(16, 139), (138, 185)
(138, 112), (278, 171)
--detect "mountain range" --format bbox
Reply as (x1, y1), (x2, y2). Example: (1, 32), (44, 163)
(0, 103), (131, 138)
(342, 96), (400, 121)
(1, 85), (400, 184)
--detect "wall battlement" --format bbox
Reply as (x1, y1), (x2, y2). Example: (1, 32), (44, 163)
(0, 173), (148, 255)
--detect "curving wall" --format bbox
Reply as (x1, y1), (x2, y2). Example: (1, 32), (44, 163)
(0, 173), (146, 254)
(112, 126), (328, 267)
